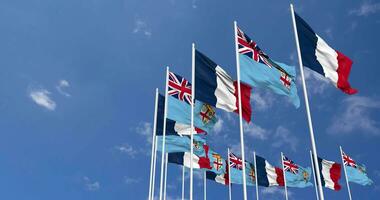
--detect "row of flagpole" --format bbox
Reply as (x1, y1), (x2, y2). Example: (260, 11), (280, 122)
(146, 3), (358, 200)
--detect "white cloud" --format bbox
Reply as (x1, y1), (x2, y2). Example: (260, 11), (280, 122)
(328, 96), (380, 135)
(252, 91), (275, 111)
(136, 122), (153, 143)
(56, 79), (71, 97)
(244, 123), (269, 140)
(324, 28), (333, 39)
(191, 0), (197, 8)
(213, 118), (224, 134)
(124, 177), (141, 184)
(115, 143), (138, 158)
(299, 67), (330, 95)
(83, 176), (100, 191)
(350, 1), (380, 16)
(29, 88), (56, 111)
(271, 126), (298, 152)
(133, 19), (152, 37)
(261, 187), (292, 197)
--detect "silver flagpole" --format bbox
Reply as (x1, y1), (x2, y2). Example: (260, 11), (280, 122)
(163, 153), (168, 200)
(204, 171), (207, 200)
(228, 148), (232, 200)
(253, 151), (259, 200)
(310, 150), (320, 200)
(289, 4), (325, 200)
(152, 133), (158, 200)
(190, 43), (195, 200)
(281, 152), (289, 200)
(340, 146), (353, 200)
(148, 89), (159, 200)
(159, 67), (170, 200)
(182, 166), (185, 200)
(234, 20), (248, 200)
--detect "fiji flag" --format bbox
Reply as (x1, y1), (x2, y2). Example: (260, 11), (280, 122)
(237, 26), (300, 108)
(195, 50), (252, 122)
(282, 155), (313, 188)
(294, 12), (357, 94)
(342, 151), (373, 186)
(228, 152), (255, 186)
(165, 72), (218, 133)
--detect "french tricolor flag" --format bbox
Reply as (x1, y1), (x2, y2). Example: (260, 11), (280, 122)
(295, 12), (357, 95)
(168, 152), (212, 170)
(317, 157), (342, 191)
(255, 155), (284, 187)
(195, 50), (252, 122)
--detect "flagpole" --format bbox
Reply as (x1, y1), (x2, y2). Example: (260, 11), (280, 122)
(190, 43), (195, 200)
(253, 151), (259, 200)
(340, 146), (353, 200)
(163, 153), (168, 200)
(182, 165), (185, 200)
(289, 4), (324, 200)
(228, 148), (232, 200)
(148, 88), (159, 200)
(281, 152), (289, 200)
(204, 171), (207, 200)
(234, 20), (248, 200)
(152, 133), (158, 200)
(310, 150), (319, 200)
(159, 67), (170, 200)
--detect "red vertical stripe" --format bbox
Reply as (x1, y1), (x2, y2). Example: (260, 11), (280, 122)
(275, 167), (285, 186)
(233, 81), (252, 122)
(330, 163), (342, 191)
(336, 51), (358, 95)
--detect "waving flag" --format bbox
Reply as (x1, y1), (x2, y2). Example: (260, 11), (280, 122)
(168, 152), (211, 170)
(294, 13), (357, 94)
(237, 26), (300, 108)
(156, 135), (206, 154)
(342, 151), (373, 186)
(206, 170), (229, 186)
(195, 50), (252, 122)
(228, 152), (255, 186)
(317, 157), (342, 191)
(156, 95), (203, 136)
(168, 71), (192, 105)
(255, 155), (284, 187)
(282, 155), (313, 188)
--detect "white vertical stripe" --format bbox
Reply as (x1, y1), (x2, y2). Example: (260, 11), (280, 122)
(315, 35), (339, 87)
(265, 161), (279, 186)
(183, 152), (201, 169)
(215, 66), (237, 112)
(321, 159), (336, 190)
(174, 122), (197, 136)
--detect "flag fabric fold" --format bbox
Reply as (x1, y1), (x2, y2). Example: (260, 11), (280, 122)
(237, 26), (300, 108)
(342, 151), (373, 186)
(256, 155), (284, 187)
(195, 50), (252, 122)
(282, 155), (313, 188)
(228, 153), (256, 186)
(317, 157), (342, 191)
(294, 12), (357, 94)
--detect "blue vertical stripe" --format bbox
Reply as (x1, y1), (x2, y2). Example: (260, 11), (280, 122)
(255, 155), (270, 187)
(317, 157), (326, 187)
(195, 50), (218, 107)
(168, 152), (185, 165)
(294, 12), (325, 76)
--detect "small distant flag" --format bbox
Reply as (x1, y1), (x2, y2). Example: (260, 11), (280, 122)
(342, 151), (373, 186)
(168, 152), (211, 170)
(316, 157), (342, 191)
(282, 155), (313, 188)
(236, 26), (300, 108)
(255, 155), (284, 187)
(206, 160), (230, 186)
(228, 152), (256, 186)
(294, 12), (357, 94)
(195, 50), (252, 122)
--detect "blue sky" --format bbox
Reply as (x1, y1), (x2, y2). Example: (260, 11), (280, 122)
(0, 0), (379, 199)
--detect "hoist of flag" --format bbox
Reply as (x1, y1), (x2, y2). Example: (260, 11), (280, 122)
(229, 152), (243, 170)
(342, 151), (357, 168)
(283, 156), (299, 174)
(236, 26), (300, 108)
(168, 72), (192, 105)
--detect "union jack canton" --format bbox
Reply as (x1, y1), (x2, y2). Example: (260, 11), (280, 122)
(282, 156), (299, 174)
(229, 152), (244, 170)
(168, 72), (192, 105)
(342, 151), (357, 168)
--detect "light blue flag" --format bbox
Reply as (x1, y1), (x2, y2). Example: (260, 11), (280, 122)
(156, 135), (206, 155)
(346, 164), (373, 186)
(239, 54), (300, 108)
(167, 95), (218, 133)
(229, 162), (255, 186)
(285, 166), (313, 188)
